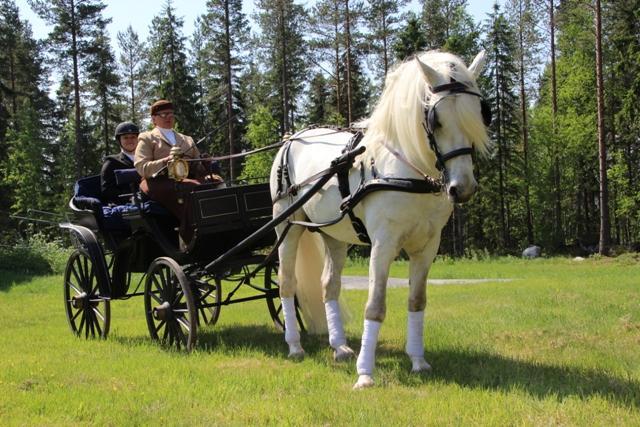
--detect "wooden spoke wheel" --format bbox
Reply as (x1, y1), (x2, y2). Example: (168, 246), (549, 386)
(144, 257), (197, 351)
(264, 261), (305, 333)
(63, 249), (111, 339)
(194, 277), (222, 327)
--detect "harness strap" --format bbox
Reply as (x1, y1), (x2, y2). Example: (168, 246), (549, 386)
(380, 140), (434, 180)
(287, 176), (443, 238)
(337, 132), (370, 244)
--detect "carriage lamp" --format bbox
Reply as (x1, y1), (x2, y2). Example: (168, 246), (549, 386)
(168, 147), (190, 181)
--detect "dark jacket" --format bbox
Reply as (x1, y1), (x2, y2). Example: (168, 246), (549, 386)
(100, 152), (135, 204)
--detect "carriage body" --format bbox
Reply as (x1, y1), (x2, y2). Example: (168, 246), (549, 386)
(60, 173), (301, 349)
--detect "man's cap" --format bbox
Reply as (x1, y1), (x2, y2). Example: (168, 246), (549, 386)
(151, 100), (174, 115)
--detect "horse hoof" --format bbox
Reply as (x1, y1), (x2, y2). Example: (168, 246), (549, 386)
(410, 357), (432, 373)
(334, 345), (355, 362)
(353, 375), (375, 389)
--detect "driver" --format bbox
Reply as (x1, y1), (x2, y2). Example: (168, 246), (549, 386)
(134, 100), (215, 248)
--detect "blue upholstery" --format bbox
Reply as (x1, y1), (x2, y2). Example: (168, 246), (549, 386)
(72, 175), (130, 231)
(114, 168), (141, 186)
(101, 205), (139, 231)
(72, 174), (171, 231)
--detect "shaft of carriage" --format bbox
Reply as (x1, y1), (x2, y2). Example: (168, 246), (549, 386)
(203, 145), (366, 275)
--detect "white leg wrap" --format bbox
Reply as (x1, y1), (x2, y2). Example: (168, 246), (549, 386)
(325, 300), (346, 349)
(356, 319), (381, 376)
(406, 310), (425, 357)
(282, 297), (300, 344)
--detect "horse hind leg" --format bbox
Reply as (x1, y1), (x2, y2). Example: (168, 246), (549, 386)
(276, 220), (306, 359)
(320, 234), (355, 362)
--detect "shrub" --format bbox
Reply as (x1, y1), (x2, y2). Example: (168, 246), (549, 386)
(0, 234), (72, 274)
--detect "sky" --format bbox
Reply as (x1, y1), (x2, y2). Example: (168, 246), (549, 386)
(15, 1), (501, 47)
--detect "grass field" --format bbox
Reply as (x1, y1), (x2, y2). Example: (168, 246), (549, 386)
(1, 256), (639, 425)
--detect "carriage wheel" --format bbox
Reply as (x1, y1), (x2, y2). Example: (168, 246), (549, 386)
(144, 257), (197, 351)
(63, 249), (111, 339)
(194, 277), (222, 327)
(264, 261), (305, 332)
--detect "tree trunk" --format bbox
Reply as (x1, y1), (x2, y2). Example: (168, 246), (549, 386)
(518, 0), (534, 244)
(279, 0), (289, 134)
(129, 52), (135, 121)
(103, 95), (109, 157)
(380, 7), (388, 77)
(594, 0), (610, 255)
(70, 0), (83, 178)
(494, 49), (507, 248)
(344, 0), (353, 125)
(9, 50), (17, 118)
(224, 0), (235, 180)
(333, 0), (342, 121)
(549, 0), (563, 249)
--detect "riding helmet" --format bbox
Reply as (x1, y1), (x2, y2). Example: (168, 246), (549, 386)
(114, 121), (140, 140)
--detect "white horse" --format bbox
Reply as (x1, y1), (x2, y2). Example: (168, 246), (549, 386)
(269, 50), (491, 389)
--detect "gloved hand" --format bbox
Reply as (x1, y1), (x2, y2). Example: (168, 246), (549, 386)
(170, 146), (182, 159)
(205, 174), (224, 184)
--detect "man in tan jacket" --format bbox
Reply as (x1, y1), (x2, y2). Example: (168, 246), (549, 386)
(135, 99), (211, 248)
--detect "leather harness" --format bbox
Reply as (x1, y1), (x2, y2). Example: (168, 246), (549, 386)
(274, 80), (490, 245)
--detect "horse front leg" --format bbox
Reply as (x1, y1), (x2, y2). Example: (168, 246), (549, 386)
(320, 234), (355, 362)
(354, 240), (397, 389)
(276, 222), (306, 359)
(405, 238), (440, 373)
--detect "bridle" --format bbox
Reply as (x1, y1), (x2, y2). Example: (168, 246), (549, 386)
(423, 80), (492, 174)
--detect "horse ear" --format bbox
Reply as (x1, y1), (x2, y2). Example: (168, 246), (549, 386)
(468, 50), (487, 78)
(415, 57), (440, 86)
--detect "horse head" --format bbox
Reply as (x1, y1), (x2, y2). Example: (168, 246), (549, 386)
(416, 51), (491, 203)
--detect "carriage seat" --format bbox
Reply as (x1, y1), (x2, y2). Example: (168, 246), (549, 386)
(71, 175), (132, 231)
(71, 172), (173, 231)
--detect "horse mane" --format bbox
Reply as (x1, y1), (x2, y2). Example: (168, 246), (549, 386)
(363, 50), (490, 177)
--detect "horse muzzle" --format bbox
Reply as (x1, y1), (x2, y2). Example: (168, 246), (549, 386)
(446, 179), (477, 203)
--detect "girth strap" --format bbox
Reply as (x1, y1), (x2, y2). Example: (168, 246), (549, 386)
(337, 132), (370, 244)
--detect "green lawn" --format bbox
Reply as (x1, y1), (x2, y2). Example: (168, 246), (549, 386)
(1, 256), (639, 425)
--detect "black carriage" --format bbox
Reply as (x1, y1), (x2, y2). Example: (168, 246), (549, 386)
(60, 169), (303, 351)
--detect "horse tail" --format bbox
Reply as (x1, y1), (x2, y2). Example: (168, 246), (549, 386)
(295, 230), (328, 334)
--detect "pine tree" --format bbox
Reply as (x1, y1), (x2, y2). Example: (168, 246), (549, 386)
(304, 72), (330, 125)
(145, 0), (199, 135)
(506, 0), (543, 245)
(309, 0), (346, 124)
(117, 25), (146, 125)
(365, 0), (409, 80)
(255, 0), (307, 134)
(85, 23), (120, 157)
(0, 0), (59, 225)
(478, 2), (521, 251)
(28, 0), (109, 178)
(393, 13), (427, 61)
(197, 0), (249, 180)
(594, 0), (610, 254)
(605, 0), (640, 246)
(421, 0), (479, 60)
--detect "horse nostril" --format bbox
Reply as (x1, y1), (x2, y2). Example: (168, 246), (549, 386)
(448, 185), (458, 199)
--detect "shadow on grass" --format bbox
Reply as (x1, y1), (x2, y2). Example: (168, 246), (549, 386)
(0, 270), (44, 292)
(111, 326), (640, 409)
(375, 346), (640, 409)
(111, 324), (328, 359)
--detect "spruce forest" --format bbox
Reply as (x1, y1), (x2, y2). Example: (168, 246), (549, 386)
(1, 0), (638, 257)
